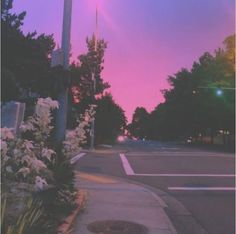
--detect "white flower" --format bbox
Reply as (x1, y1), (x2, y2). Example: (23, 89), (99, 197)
(48, 100), (59, 109)
(3, 156), (10, 162)
(1, 127), (15, 140)
(42, 148), (55, 161)
(6, 166), (13, 173)
(90, 104), (97, 108)
(35, 176), (48, 190)
(35, 98), (56, 119)
(13, 149), (21, 157)
(21, 155), (32, 164)
(62, 105), (96, 156)
(1, 139), (8, 156)
(84, 113), (91, 122)
(20, 122), (35, 132)
(30, 158), (47, 173)
(35, 105), (50, 119)
(18, 167), (30, 177)
(23, 140), (34, 151)
(66, 131), (76, 139)
(37, 97), (59, 109)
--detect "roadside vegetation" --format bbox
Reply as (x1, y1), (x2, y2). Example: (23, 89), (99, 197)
(128, 35), (235, 150)
(1, 0), (126, 233)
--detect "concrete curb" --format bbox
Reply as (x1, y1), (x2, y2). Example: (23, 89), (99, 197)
(57, 189), (88, 234)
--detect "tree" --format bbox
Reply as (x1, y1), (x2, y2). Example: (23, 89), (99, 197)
(1, 0), (56, 102)
(95, 94), (127, 144)
(70, 35), (110, 103)
(128, 107), (149, 139)
(68, 36), (110, 129)
(142, 34), (235, 145)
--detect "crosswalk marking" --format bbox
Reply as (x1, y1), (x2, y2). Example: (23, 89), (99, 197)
(168, 186), (236, 191)
(119, 153), (135, 175)
(70, 153), (86, 164)
(134, 173), (235, 177)
(119, 153), (235, 177)
(126, 152), (234, 158)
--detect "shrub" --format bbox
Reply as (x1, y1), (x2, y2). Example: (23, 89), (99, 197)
(1, 98), (95, 233)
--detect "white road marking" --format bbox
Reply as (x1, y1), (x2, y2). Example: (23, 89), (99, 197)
(134, 173), (235, 177)
(126, 153), (234, 158)
(119, 153), (135, 175)
(118, 153), (235, 177)
(70, 153), (86, 164)
(161, 147), (180, 150)
(168, 186), (236, 191)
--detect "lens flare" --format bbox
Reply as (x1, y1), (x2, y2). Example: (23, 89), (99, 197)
(117, 136), (125, 142)
(85, 0), (120, 36)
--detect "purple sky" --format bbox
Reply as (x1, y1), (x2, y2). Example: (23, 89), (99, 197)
(13, 0), (235, 121)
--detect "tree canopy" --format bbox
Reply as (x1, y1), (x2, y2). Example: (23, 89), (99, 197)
(128, 107), (149, 139)
(1, 0), (57, 101)
(2, 1), (127, 145)
(68, 36), (126, 144)
(95, 94), (127, 144)
(129, 35), (235, 144)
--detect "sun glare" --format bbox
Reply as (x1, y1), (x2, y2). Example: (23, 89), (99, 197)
(85, 0), (120, 35)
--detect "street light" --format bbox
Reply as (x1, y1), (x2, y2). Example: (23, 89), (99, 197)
(197, 86), (235, 97)
(52, 0), (73, 144)
(90, 1), (99, 150)
(216, 89), (223, 97)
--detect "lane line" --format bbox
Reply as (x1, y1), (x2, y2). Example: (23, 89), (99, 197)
(70, 152), (86, 164)
(134, 173), (235, 177)
(119, 153), (135, 175)
(168, 186), (236, 191)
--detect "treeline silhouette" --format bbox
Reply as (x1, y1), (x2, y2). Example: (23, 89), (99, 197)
(128, 35), (235, 149)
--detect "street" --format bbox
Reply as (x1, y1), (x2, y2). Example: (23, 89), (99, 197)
(74, 140), (235, 234)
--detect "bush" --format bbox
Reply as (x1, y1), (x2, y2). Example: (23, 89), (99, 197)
(1, 99), (94, 233)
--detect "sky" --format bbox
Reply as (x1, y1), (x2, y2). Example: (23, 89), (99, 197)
(13, 0), (235, 122)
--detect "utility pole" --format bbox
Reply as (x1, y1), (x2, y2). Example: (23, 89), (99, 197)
(53, 0), (73, 144)
(90, 4), (99, 150)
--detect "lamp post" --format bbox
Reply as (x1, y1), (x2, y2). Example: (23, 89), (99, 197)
(54, 0), (73, 144)
(90, 3), (99, 150)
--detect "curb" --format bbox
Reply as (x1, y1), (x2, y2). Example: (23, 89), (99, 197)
(57, 189), (88, 234)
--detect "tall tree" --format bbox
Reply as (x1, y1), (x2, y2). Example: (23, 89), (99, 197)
(144, 35), (235, 143)
(95, 94), (127, 144)
(70, 35), (110, 103)
(68, 36), (110, 128)
(1, 0), (56, 102)
(128, 107), (149, 139)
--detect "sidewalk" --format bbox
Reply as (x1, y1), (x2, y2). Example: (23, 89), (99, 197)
(71, 172), (177, 234)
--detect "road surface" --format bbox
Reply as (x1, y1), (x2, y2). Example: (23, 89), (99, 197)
(74, 140), (235, 234)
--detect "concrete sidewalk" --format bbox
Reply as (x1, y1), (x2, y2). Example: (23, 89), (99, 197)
(72, 172), (177, 234)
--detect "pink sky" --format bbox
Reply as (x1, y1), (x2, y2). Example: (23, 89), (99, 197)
(13, 0), (235, 122)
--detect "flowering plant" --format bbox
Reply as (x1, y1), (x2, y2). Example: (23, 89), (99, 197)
(1, 98), (96, 190)
(1, 98), (58, 189)
(63, 104), (96, 156)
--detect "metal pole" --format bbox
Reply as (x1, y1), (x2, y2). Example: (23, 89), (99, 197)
(90, 4), (98, 150)
(55, 0), (73, 143)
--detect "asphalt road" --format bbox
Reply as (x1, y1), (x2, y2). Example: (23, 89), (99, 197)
(74, 140), (235, 234)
